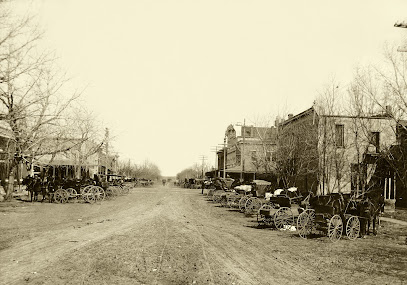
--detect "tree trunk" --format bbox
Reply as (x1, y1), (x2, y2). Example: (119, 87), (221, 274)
(5, 164), (16, 200)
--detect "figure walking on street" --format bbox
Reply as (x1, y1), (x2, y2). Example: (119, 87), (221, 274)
(201, 180), (205, 195)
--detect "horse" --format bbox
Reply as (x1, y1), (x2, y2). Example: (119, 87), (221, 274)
(23, 176), (47, 202)
(359, 189), (385, 236)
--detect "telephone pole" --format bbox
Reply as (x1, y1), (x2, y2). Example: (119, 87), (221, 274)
(223, 136), (227, 179)
(210, 146), (219, 177)
(198, 155), (207, 178)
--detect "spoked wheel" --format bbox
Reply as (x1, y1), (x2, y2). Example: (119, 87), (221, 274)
(274, 207), (294, 230)
(220, 195), (228, 207)
(104, 188), (113, 198)
(297, 209), (315, 238)
(117, 186), (125, 195)
(82, 185), (93, 193)
(213, 192), (223, 203)
(328, 214), (343, 242)
(82, 187), (95, 203)
(238, 196), (250, 212)
(110, 186), (120, 197)
(54, 189), (68, 204)
(122, 185), (130, 194)
(65, 188), (78, 202)
(245, 197), (262, 215)
(227, 194), (237, 208)
(346, 216), (360, 240)
(93, 186), (105, 202)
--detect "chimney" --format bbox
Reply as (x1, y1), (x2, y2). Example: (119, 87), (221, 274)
(288, 114), (293, 120)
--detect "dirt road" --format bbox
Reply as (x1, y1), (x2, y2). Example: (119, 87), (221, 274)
(0, 186), (406, 285)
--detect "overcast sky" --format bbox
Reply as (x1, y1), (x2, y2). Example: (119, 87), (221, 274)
(13, 0), (407, 176)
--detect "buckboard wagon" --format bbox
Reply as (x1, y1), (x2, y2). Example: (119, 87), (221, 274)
(53, 183), (131, 204)
(296, 193), (377, 242)
(257, 192), (304, 230)
(53, 185), (105, 203)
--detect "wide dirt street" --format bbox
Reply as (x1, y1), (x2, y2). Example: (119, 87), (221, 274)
(0, 185), (406, 285)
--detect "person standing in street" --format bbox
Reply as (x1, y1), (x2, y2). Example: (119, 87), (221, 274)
(201, 180), (205, 195)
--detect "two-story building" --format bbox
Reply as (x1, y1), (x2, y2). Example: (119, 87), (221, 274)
(279, 106), (398, 204)
(217, 124), (277, 181)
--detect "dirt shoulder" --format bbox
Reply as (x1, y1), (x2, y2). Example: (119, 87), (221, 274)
(382, 208), (407, 222)
(1, 187), (406, 285)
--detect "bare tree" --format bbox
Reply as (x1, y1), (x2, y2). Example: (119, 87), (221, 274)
(347, 46), (404, 198)
(275, 109), (319, 192)
(0, 9), (80, 199)
(134, 159), (161, 181)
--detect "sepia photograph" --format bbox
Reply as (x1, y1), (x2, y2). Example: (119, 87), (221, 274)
(0, 1), (407, 284)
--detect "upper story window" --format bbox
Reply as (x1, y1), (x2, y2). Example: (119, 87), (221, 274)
(243, 127), (252, 138)
(335, 124), (344, 147)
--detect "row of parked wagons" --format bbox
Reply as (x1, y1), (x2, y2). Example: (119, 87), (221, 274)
(53, 184), (131, 203)
(205, 180), (382, 242)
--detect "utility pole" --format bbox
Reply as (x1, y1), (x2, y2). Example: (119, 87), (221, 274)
(198, 155), (207, 178)
(210, 146), (218, 177)
(105, 128), (109, 176)
(223, 136), (227, 179)
(241, 119), (245, 181)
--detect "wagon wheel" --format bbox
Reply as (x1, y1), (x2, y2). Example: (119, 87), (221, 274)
(257, 204), (273, 224)
(81, 187), (89, 202)
(65, 188), (78, 202)
(105, 187), (114, 198)
(234, 195), (243, 208)
(346, 216), (360, 240)
(118, 186), (125, 195)
(213, 193), (222, 203)
(122, 185), (130, 194)
(328, 214), (343, 242)
(82, 187), (95, 203)
(93, 186), (105, 202)
(220, 195), (228, 207)
(211, 193), (218, 202)
(274, 207), (294, 230)
(111, 186), (119, 197)
(297, 209), (315, 239)
(245, 197), (262, 215)
(238, 196), (249, 212)
(82, 185), (93, 194)
(54, 189), (68, 204)
(226, 195), (234, 207)
(226, 194), (236, 207)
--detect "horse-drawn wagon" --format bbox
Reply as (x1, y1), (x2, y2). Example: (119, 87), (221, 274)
(53, 185), (106, 204)
(296, 190), (384, 242)
(256, 187), (305, 230)
(206, 178), (234, 203)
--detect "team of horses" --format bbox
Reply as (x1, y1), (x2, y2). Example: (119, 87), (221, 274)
(307, 188), (385, 236)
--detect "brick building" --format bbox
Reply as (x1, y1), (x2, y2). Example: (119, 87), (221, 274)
(278, 106), (398, 206)
(217, 124), (277, 181)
